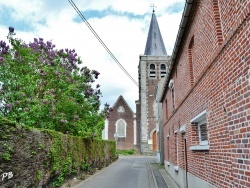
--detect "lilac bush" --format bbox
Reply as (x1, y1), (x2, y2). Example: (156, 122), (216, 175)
(0, 27), (112, 138)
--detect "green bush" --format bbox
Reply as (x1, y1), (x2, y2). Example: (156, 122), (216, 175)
(116, 149), (135, 155)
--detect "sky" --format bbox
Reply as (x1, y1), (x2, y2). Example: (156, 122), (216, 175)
(0, 0), (185, 112)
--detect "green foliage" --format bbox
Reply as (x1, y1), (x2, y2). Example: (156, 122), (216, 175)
(38, 143), (45, 150)
(1, 140), (13, 161)
(0, 113), (117, 187)
(42, 129), (116, 187)
(116, 149), (135, 155)
(0, 30), (112, 138)
(36, 170), (42, 181)
(1, 152), (11, 161)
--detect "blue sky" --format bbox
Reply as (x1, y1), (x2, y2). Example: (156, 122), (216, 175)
(0, 0), (185, 111)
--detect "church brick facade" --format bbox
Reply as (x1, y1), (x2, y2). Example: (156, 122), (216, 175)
(159, 0), (250, 188)
(105, 96), (136, 150)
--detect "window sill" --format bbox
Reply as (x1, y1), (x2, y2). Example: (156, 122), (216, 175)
(190, 145), (209, 151)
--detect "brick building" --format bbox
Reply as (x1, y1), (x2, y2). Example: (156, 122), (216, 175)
(137, 9), (171, 154)
(158, 0), (250, 188)
(102, 95), (136, 150)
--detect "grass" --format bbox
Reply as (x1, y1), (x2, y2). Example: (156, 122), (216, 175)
(116, 149), (135, 155)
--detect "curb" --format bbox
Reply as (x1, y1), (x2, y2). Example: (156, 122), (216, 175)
(159, 169), (180, 188)
(148, 162), (158, 188)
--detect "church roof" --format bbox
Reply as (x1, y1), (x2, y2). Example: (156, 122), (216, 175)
(144, 11), (167, 56)
(111, 95), (134, 114)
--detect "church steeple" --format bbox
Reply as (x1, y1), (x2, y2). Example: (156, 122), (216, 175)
(144, 11), (167, 56)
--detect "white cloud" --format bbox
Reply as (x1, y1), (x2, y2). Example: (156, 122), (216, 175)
(0, 0), (185, 112)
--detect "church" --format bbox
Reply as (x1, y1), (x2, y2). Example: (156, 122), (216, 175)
(102, 9), (170, 154)
(102, 95), (136, 150)
(136, 9), (170, 155)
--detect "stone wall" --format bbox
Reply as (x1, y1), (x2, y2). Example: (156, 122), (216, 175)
(0, 117), (116, 187)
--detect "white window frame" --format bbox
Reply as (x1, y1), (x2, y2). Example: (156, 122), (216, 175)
(149, 63), (156, 78)
(160, 64), (166, 78)
(116, 119), (127, 138)
(190, 110), (209, 151)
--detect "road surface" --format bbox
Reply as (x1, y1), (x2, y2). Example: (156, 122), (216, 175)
(76, 156), (157, 188)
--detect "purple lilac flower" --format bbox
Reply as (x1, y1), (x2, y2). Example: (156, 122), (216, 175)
(60, 119), (67, 123)
(92, 70), (100, 79)
(9, 26), (14, 33)
(4, 103), (13, 109)
(0, 57), (4, 62)
(47, 41), (52, 47)
(40, 70), (46, 76)
(0, 40), (5, 47)
(66, 77), (71, 83)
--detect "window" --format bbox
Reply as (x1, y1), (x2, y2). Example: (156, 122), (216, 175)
(168, 79), (175, 111)
(190, 110), (209, 150)
(160, 64), (166, 77)
(116, 119), (126, 137)
(149, 64), (156, 78)
(117, 106), (125, 113)
(198, 119), (208, 145)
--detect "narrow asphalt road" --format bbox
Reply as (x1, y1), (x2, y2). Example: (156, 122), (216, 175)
(75, 156), (157, 188)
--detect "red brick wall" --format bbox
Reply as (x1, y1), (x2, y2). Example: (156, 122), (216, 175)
(108, 96), (134, 150)
(162, 0), (250, 187)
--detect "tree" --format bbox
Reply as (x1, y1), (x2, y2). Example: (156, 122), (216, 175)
(0, 27), (112, 138)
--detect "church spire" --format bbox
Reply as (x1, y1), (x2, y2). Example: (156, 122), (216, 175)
(144, 11), (167, 56)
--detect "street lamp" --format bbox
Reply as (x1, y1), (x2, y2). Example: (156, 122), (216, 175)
(114, 132), (119, 141)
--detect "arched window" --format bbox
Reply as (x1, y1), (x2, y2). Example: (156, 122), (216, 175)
(160, 64), (166, 77)
(116, 119), (126, 137)
(149, 64), (156, 78)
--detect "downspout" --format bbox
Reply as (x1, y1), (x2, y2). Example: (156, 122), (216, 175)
(159, 0), (194, 102)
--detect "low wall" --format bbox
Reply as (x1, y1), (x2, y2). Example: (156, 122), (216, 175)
(0, 117), (117, 187)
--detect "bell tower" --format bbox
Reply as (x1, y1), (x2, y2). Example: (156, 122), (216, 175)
(137, 10), (171, 154)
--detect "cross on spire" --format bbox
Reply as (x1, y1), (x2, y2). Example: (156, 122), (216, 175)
(150, 4), (157, 13)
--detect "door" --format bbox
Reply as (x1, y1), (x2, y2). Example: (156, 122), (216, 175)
(152, 131), (157, 151)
